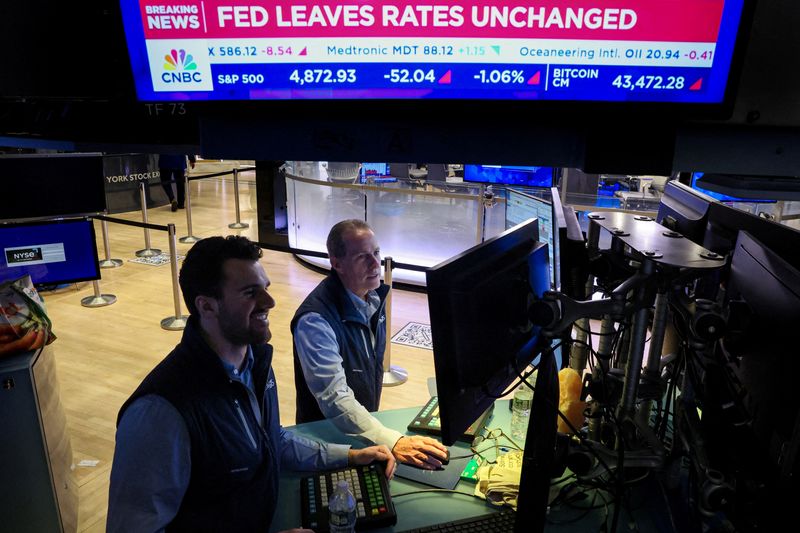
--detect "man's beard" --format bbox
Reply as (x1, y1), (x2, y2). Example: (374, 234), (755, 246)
(218, 309), (270, 346)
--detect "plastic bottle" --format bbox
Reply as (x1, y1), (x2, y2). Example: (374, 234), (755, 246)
(510, 383), (534, 441)
(328, 479), (357, 533)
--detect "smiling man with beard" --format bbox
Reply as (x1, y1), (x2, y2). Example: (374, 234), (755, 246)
(107, 236), (393, 532)
(292, 220), (448, 470)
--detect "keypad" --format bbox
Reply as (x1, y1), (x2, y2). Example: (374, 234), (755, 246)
(301, 462), (397, 530)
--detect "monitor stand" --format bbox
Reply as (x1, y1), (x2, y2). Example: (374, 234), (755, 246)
(515, 345), (559, 532)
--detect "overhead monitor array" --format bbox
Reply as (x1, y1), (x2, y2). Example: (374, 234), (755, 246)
(121, 0), (747, 104)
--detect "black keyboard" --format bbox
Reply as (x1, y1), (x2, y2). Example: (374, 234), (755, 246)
(300, 462), (397, 531)
(407, 396), (494, 443)
(398, 508), (516, 532)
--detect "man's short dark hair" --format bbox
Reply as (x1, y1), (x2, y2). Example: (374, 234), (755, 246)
(179, 236), (263, 315)
(326, 219), (372, 259)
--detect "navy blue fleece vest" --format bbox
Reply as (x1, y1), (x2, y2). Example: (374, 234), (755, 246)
(117, 318), (280, 532)
(292, 272), (389, 424)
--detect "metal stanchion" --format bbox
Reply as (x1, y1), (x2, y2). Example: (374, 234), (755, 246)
(98, 219), (123, 268)
(161, 223), (189, 331)
(382, 256), (408, 387)
(80, 280), (116, 307)
(135, 182), (162, 257)
(179, 173), (201, 243)
(228, 168), (249, 229)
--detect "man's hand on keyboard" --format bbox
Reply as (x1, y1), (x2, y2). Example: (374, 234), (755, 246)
(348, 444), (396, 479)
(392, 435), (449, 469)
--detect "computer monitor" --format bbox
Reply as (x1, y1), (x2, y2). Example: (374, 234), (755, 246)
(691, 172), (776, 203)
(0, 218), (100, 286)
(464, 165), (554, 188)
(697, 231), (800, 529)
(506, 189), (556, 288)
(656, 181), (717, 246)
(550, 187), (587, 300)
(425, 164), (447, 182)
(0, 154), (107, 222)
(389, 163), (410, 180)
(703, 200), (800, 261)
(427, 219), (555, 531)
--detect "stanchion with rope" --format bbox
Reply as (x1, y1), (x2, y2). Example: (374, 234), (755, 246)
(382, 256), (408, 387)
(80, 279), (116, 308)
(135, 182), (162, 257)
(161, 223), (189, 331)
(98, 219), (123, 268)
(228, 168), (249, 229)
(179, 172), (201, 243)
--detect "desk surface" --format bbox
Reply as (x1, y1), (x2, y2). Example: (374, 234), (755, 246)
(271, 404), (512, 532)
(271, 401), (676, 533)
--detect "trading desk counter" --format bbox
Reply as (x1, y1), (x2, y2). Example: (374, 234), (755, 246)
(270, 404), (511, 532)
(271, 401), (677, 533)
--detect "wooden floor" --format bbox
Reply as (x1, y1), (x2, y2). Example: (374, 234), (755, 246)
(42, 167), (435, 532)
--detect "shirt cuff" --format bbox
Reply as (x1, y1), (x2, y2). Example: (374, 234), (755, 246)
(375, 426), (404, 451)
(327, 444), (352, 468)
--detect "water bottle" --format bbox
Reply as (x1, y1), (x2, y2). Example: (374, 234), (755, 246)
(510, 383), (534, 441)
(328, 479), (357, 533)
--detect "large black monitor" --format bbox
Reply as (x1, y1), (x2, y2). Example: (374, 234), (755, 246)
(427, 219), (553, 532)
(699, 231), (800, 529)
(0, 218), (100, 286)
(656, 181), (716, 246)
(0, 154), (107, 222)
(427, 218), (550, 446)
(703, 200), (800, 261)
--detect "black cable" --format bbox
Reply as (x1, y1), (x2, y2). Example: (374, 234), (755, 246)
(516, 372), (619, 486)
(391, 488), (481, 500)
(547, 488), (600, 525)
(609, 440), (624, 533)
(484, 341), (563, 399)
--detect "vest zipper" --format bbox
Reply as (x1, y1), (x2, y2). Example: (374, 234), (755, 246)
(360, 329), (372, 358)
(234, 399), (258, 450)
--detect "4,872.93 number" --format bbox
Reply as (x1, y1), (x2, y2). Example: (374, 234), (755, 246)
(289, 69), (356, 85)
(612, 75), (685, 90)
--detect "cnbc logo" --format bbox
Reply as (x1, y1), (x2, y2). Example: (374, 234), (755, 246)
(161, 49), (202, 83)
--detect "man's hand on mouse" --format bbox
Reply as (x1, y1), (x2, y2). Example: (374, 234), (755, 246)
(391, 435), (449, 469)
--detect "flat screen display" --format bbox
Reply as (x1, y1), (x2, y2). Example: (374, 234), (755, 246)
(120, 0), (746, 103)
(465, 165), (553, 187)
(506, 189), (555, 286)
(359, 162), (396, 182)
(0, 219), (100, 286)
(0, 154), (107, 222)
(691, 172), (775, 203)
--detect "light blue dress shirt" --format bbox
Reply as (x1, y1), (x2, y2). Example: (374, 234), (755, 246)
(107, 346), (350, 532)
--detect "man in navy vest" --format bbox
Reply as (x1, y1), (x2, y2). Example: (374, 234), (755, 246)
(292, 219), (448, 469)
(107, 236), (394, 532)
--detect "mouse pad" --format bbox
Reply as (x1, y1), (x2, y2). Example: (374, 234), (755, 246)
(394, 450), (472, 490)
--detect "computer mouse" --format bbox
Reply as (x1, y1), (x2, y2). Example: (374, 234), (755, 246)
(440, 449), (450, 466)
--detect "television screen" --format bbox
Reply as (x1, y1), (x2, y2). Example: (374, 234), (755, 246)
(0, 154), (107, 222)
(0, 219), (100, 286)
(359, 162), (395, 183)
(120, 0), (747, 103)
(691, 172), (775, 203)
(465, 165), (553, 187)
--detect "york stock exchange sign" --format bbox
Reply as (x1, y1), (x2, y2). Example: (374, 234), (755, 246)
(103, 154), (168, 213)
